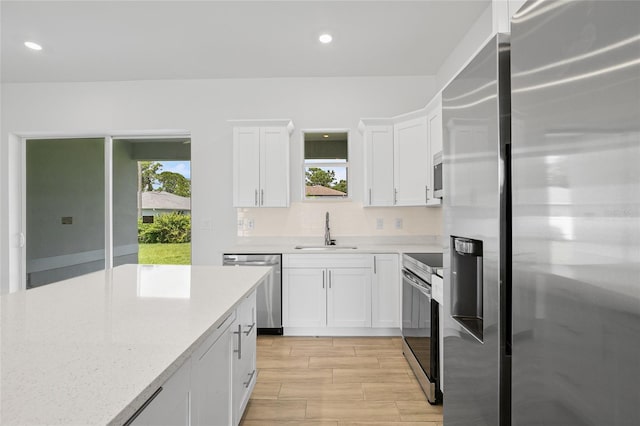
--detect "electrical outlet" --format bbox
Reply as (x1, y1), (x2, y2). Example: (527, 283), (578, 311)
(376, 218), (384, 230)
(237, 219), (244, 230)
(247, 219), (255, 230)
(395, 218), (403, 229)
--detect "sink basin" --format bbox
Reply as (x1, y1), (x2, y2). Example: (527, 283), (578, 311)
(294, 245), (358, 250)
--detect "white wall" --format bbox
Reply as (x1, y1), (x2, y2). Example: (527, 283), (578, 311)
(436, 3), (494, 91)
(435, 0), (527, 92)
(1, 75), (437, 291)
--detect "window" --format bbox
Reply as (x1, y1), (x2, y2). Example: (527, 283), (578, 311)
(304, 131), (348, 198)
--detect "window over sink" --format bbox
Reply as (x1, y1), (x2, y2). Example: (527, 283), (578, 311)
(303, 131), (349, 199)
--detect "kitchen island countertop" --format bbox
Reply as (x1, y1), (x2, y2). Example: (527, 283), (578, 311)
(1, 264), (270, 425)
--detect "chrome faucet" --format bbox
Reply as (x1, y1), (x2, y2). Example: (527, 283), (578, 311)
(324, 212), (333, 246)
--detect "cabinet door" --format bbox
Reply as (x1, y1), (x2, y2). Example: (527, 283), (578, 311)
(427, 95), (442, 203)
(283, 268), (326, 328)
(394, 116), (429, 206)
(128, 359), (191, 426)
(371, 254), (400, 328)
(259, 127), (289, 207)
(233, 290), (257, 426)
(364, 125), (394, 206)
(327, 268), (372, 328)
(191, 315), (234, 426)
(233, 127), (261, 207)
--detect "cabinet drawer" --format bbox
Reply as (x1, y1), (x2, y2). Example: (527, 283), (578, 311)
(283, 254), (372, 269)
(192, 310), (236, 361)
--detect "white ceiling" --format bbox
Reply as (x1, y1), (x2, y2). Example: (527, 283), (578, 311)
(1, 0), (490, 83)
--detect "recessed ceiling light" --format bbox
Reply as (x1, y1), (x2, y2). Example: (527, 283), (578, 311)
(323, 134), (329, 138)
(319, 34), (333, 44)
(24, 41), (43, 51)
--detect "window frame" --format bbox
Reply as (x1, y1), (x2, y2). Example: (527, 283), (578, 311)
(301, 129), (351, 201)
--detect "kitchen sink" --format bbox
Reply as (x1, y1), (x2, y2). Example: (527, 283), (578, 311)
(294, 245), (358, 250)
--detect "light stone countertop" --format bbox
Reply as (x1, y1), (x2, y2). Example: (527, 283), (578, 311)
(0, 264), (270, 426)
(224, 236), (444, 255)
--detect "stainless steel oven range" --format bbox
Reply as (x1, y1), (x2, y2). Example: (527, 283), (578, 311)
(402, 252), (442, 404)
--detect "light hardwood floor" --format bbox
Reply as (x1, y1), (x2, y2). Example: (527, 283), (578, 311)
(240, 336), (443, 426)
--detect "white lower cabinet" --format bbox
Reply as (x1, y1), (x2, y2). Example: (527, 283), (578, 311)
(128, 358), (191, 426)
(327, 268), (372, 328)
(371, 254), (400, 328)
(191, 311), (236, 426)
(128, 290), (257, 426)
(232, 290), (257, 426)
(283, 266), (371, 328)
(283, 254), (383, 332)
(282, 268), (326, 327)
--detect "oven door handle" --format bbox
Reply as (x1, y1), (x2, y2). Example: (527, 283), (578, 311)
(403, 271), (432, 299)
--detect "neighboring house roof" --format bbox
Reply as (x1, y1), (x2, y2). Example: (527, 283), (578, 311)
(305, 185), (346, 196)
(140, 191), (191, 211)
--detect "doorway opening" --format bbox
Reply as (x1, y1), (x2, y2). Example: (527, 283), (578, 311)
(24, 135), (191, 289)
(113, 138), (191, 267)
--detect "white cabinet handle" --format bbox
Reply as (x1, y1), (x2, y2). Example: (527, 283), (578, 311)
(328, 270), (332, 289)
(369, 188), (372, 205)
(425, 185), (429, 203)
(261, 189), (264, 206)
(322, 270), (325, 289)
(394, 188), (398, 205)
(374, 256), (377, 274)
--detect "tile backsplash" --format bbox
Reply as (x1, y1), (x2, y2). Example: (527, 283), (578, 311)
(237, 201), (442, 238)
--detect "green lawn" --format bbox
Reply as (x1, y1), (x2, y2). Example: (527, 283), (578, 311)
(138, 243), (191, 265)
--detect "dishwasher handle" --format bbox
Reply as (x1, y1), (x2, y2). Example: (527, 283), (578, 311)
(223, 260), (278, 267)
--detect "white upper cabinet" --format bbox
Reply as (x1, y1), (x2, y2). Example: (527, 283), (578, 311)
(426, 93), (442, 206)
(360, 93), (442, 207)
(393, 113), (429, 206)
(361, 121), (395, 206)
(231, 119), (293, 208)
(233, 127), (261, 207)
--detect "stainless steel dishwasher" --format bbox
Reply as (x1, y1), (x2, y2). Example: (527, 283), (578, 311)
(223, 254), (282, 335)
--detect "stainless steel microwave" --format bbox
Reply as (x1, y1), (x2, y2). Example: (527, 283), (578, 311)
(433, 151), (443, 199)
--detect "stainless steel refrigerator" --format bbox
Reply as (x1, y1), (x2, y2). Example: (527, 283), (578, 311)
(510, 1), (639, 425)
(442, 32), (511, 426)
(442, 1), (640, 425)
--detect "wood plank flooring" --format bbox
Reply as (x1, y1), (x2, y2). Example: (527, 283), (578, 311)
(240, 336), (443, 426)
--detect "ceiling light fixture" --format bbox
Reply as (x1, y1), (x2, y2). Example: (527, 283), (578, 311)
(323, 134), (329, 138)
(319, 34), (333, 44)
(24, 41), (43, 51)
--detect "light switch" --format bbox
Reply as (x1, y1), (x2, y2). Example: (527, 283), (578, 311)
(247, 219), (255, 230)
(376, 218), (384, 229)
(395, 218), (403, 229)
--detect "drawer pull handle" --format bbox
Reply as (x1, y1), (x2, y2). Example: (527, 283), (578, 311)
(243, 322), (256, 336)
(244, 370), (256, 388)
